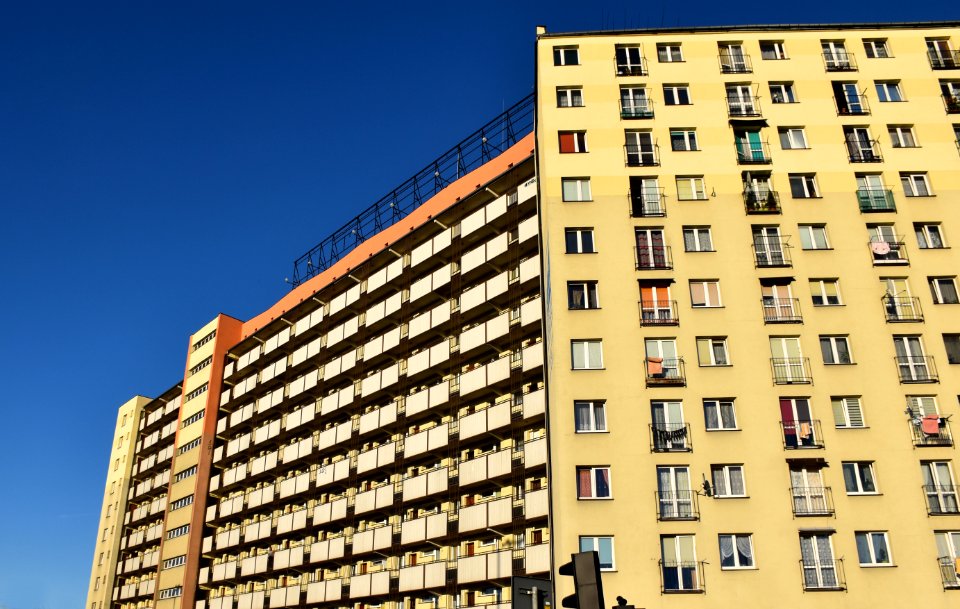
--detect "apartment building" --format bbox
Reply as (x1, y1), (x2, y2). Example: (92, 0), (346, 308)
(536, 21), (960, 608)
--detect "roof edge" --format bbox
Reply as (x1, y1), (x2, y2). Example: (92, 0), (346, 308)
(538, 21), (960, 38)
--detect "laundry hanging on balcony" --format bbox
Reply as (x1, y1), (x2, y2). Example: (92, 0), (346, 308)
(646, 357), (664, 376)
(922, 414), (942, 435)
(870, 241), (891, 255)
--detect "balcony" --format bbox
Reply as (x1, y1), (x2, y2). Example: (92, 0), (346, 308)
(763, 298), (802, 323)
(719, 53), (752, 74)
(753, 244), (791, 267)
(615, 58), (648, 77)
(781, 420), (823, 449)
(635, 245), (672, 270)
(847, 140), (883, 162)
(924, 485), (960, 515)
(883, 296), (923, 322)
(744, 189), (781, 214)
(837, 94), (870, 116)
(646, 357), (686, 387)
(897, 356), (938, 383)
(939, 557), (960, 589)
(621, 99), (654, 119)
(823, 52), (857, 71)
(624, 143), (660, 167)
(791, 486), (834, 516)
(660, 561), (706, 593)
(870, 241), (908, 265)
(650, 422), (691, 452)
(800, 558), (846, 591)
(727, 97), (761, 117)
(639, 300), (679, 326)
(909, 418), (953, 447)
(944, 94), (960, 114)
(857, 188), (896, 212)
(735, 142), (772, 165)
(629, 189), (665, 217)
(656, 490), (699, 520)
(771, 358), (812, 384)
(930, 50), (960, 69)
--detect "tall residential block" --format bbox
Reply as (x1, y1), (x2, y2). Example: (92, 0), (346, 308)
(88, 20), (960, 609)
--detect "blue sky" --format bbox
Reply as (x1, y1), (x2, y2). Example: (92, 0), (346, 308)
(0, 1), (954, 608)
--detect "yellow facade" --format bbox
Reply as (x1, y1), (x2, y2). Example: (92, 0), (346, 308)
(536, 22), (960, 607)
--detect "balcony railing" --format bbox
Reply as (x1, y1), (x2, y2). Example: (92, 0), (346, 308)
(883, 296), (923, 322)
(771, 358), (812, 384)
(727, 97), (761, 117)
(660, 561), (706, 593)
(615, 58), (648, 76)
(629, 189), (665, 217)
(897, 355), (938, 383)
(800, 558), (846, 590)
(944, 94), (960, 114)
(857, 188), (896, 212)
(625, 143), (660, 166)
(929, 50), (960, 69)
(639, 300), (679, 326)
(939, 557), (960, 589)
(791, 486), (834, 516)
(823, 52), (857, 71)
(635, 245), (672, 270)
(650, 422), (691, 452)
(656, 490), (699, 520)
(909, 418), (952, 447)
(870, 240), (908, 265)
(846, 140), (883, 162)
(837, 94), (870, 115)
(719, 53), (752, 73)
(781, 420), (823, 449)
(924, 485), (960, 515)
(735, 142), (772, 164)
(754, 243), (792, 268)
(646, 357), (686, 387)
(621, 99), (655, 119)
(763, 298), (802, 323)
(744, 189), (781, 213)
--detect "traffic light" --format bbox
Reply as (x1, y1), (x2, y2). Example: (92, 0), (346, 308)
(558, 551), (605, 609)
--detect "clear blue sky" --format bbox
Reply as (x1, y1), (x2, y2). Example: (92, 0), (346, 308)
(0, 1), (953, 608)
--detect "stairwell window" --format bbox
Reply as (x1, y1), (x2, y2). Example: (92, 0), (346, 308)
(571, 340), (603, 369)
(557, 87), (583, 108)
(553, 46), (579, 66)
(657, 44), (683, 62)
(558, 131), (587, 153)
(577, 466), (612, 499)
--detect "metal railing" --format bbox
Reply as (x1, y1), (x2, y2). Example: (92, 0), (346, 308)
(929, 50), (960, 69)
(857, 188), (895, 212)
(781, 420), (823, 449)
(924, 485), (960, 515)
(744, 189), (781, 213)
(624, 143), (660, 166)
(753, 242), (792, 267)
(620, 99), (655, 119)
(650, 422), (691, 452)
(735, 142), (772, 164)
(615, 57), (648, 76)
(656, 490), (699, 520)
(909, 419), (952, 447)
(635, 245), (672, 270)
(896, 355), (938, 383)
(719, 53), (753, 73)
(846, 139), (883, 162)
(628, 189), (665, 217)
(771, 358), (812, 384)
(763, 298), (802, 323)
(869, 240), (908, 265)
(727, 97), (761, 117)
(660, 560), (706, 593)
(944, 94), (960, 114)
(883, 296), (923, 322)
(837, 94), (870, 115)
(791, 486), (834, 516)
(646, 358), (686, 387)
(800, 558), (846, 590)
(639, 300), (679, 326)
(823, 51), (857, 71)
(939, 557), (960, 589)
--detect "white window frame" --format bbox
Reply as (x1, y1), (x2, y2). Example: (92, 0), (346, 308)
(820, 335), (853, 365)
(798, 225), (829, 250)
(875, 81), (904, 102)
(663, 85), (691, 105)
(568, 281), (599, 310)
(856, 532), (893, 566)
(888, 126), (917, 148)
(769, 82), (798, 103)
(690, 280), (722, 307)
(579, 536), (616, 571)
(789, 174), (820, 198)
(561, 177), (592, 202)
(930, 277), (959, 304)
(719, 534), (755, 569)
(703, 399), (737, 431)
(676, 176), (707, 201)
(683, 227), (714, 252)
(864, 39), (891, 58)
(843, 461), (879, 495)
(574, 400), (607, 433)
(712, 465), (747, 498)
(571, 340), (603, 370)
(810, 279), (842, 306)
(901, 172), (932, 197)
(760, 41), (787, 60)
(779, 127), (808, 149)
(832, 396), (865, 428)
(565, 228), (595, 254)
(696, 337), (730, 366)
(553, 46), (579, 66)
(915, 223), (945, 249)
(670, 129), (698, 151)
(556, 87), (584, 108)
(657, 44), (683, 62)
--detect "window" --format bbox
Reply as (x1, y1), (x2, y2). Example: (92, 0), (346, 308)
(661, 536), (700, 591)
(568, 281), (599, 309)
(571, 340), (603, 369)
(855, 532), (892, 566)
(789, 174), (820, 198)
(930, 277), (959, 304)
(779, 127), (808, 149)
(174, 466), (197, 482)
(657, 466), (693, 518)
(769, 82), (798, 103)
(646, 344), (682, 386)
(915, 223), (946, 249)
(864, 39), (891, 58)
(690, 281), (722, 307)
(557, 87), (583, 108)
(565, 228), (595, 254)
(875, 81), (903, 102)
(181, 410), (204, 428)
(704, 399), (737, 431)
(820, 335), (853, 365)
(798, 225), (829, 250)
(188, 356), (212, 376)
(663, 85), (691, 105)
(574, 400), (607, 432)
(178, 437), (202, 455)
(712, 465), (746, 497)
(800, 534), (839, 589)
(923, 461), (959, 514)
(170, 495), (194, 511)
(580, 536), (615, 570)
(615, 45), (645, 75)
(944, 334), (960, 364)
(843, 462), (878, 494)
(670, 129), (698, 151)
(809, 279), (842, 306)
(683, 227), (713, 252)
(676, 176), (706, 200)
(894, 335), (933, 382)
(719, 534), (755, 569)
(158, 587), (183, 600)
(719, 43), (750, 73)
(822, 40), (853, 69)
(192, 329), (216, 351)
(553, 46), (579, 66)
(888, 126), (917, 148)
(561, 178), (592, 202)
(577, 466), (612, 499)
(624, 130), (656, 165)
(558, 131), (587, 153)
(162, 555), (187, 570)
(620, 86), (651, 117)
(696, 337), (729, 366)
(184, 383), (207, 402)
(760, 40), (787, 60)
(901, 172), (932, 197)
(166, 524), (190, 539)
(657, 44), (683, 62)
(832, 397), (865, 428)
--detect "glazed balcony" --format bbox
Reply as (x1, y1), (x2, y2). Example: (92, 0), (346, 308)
(857, 188), (895, 212)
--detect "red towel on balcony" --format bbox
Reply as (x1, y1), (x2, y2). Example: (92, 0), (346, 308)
(922, 414), (941, 435)
(646, 357), (663, 375)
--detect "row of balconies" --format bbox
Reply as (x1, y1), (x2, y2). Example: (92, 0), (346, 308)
(124, 495), (167, 526)
(130, 468), (171, 501)
(137, 393), (182, 433)
(114, 576), (155, 600)
(120, 519), (163, 551)
(131, 442), (174, 480)
(116, 548), (160, 576)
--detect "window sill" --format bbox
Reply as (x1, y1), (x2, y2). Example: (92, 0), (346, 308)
(714, 495), (749, 499)
(575, 430), (610, 434)
(823, 362), (857, 366)
(720, 565), (758, 571)
(812, 304), (845, 307)
(562, 199), (594, 203)
(860, 563), (896, 568)
(801, 247), (833, 251)
(792, 196), (824, 200)
(847, 492), (883, 497)
(835, 426), (870, 430)
(932, 302), (960, 305)
(577, 497), (613, 501)
(691, 305), (725, 309)
(572, 367), (606, 371)
(685, 249), (717, 253)
(905, 194), (936, 198)
(678, 197), (709, 202)
(706, 427), (742, 432)
(566, 252), (599, 255)
(557, 105), (586, 109)
(671, 149), (701, 152)
(700, 364), (733, 368)
(569, 307), (603, 311)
